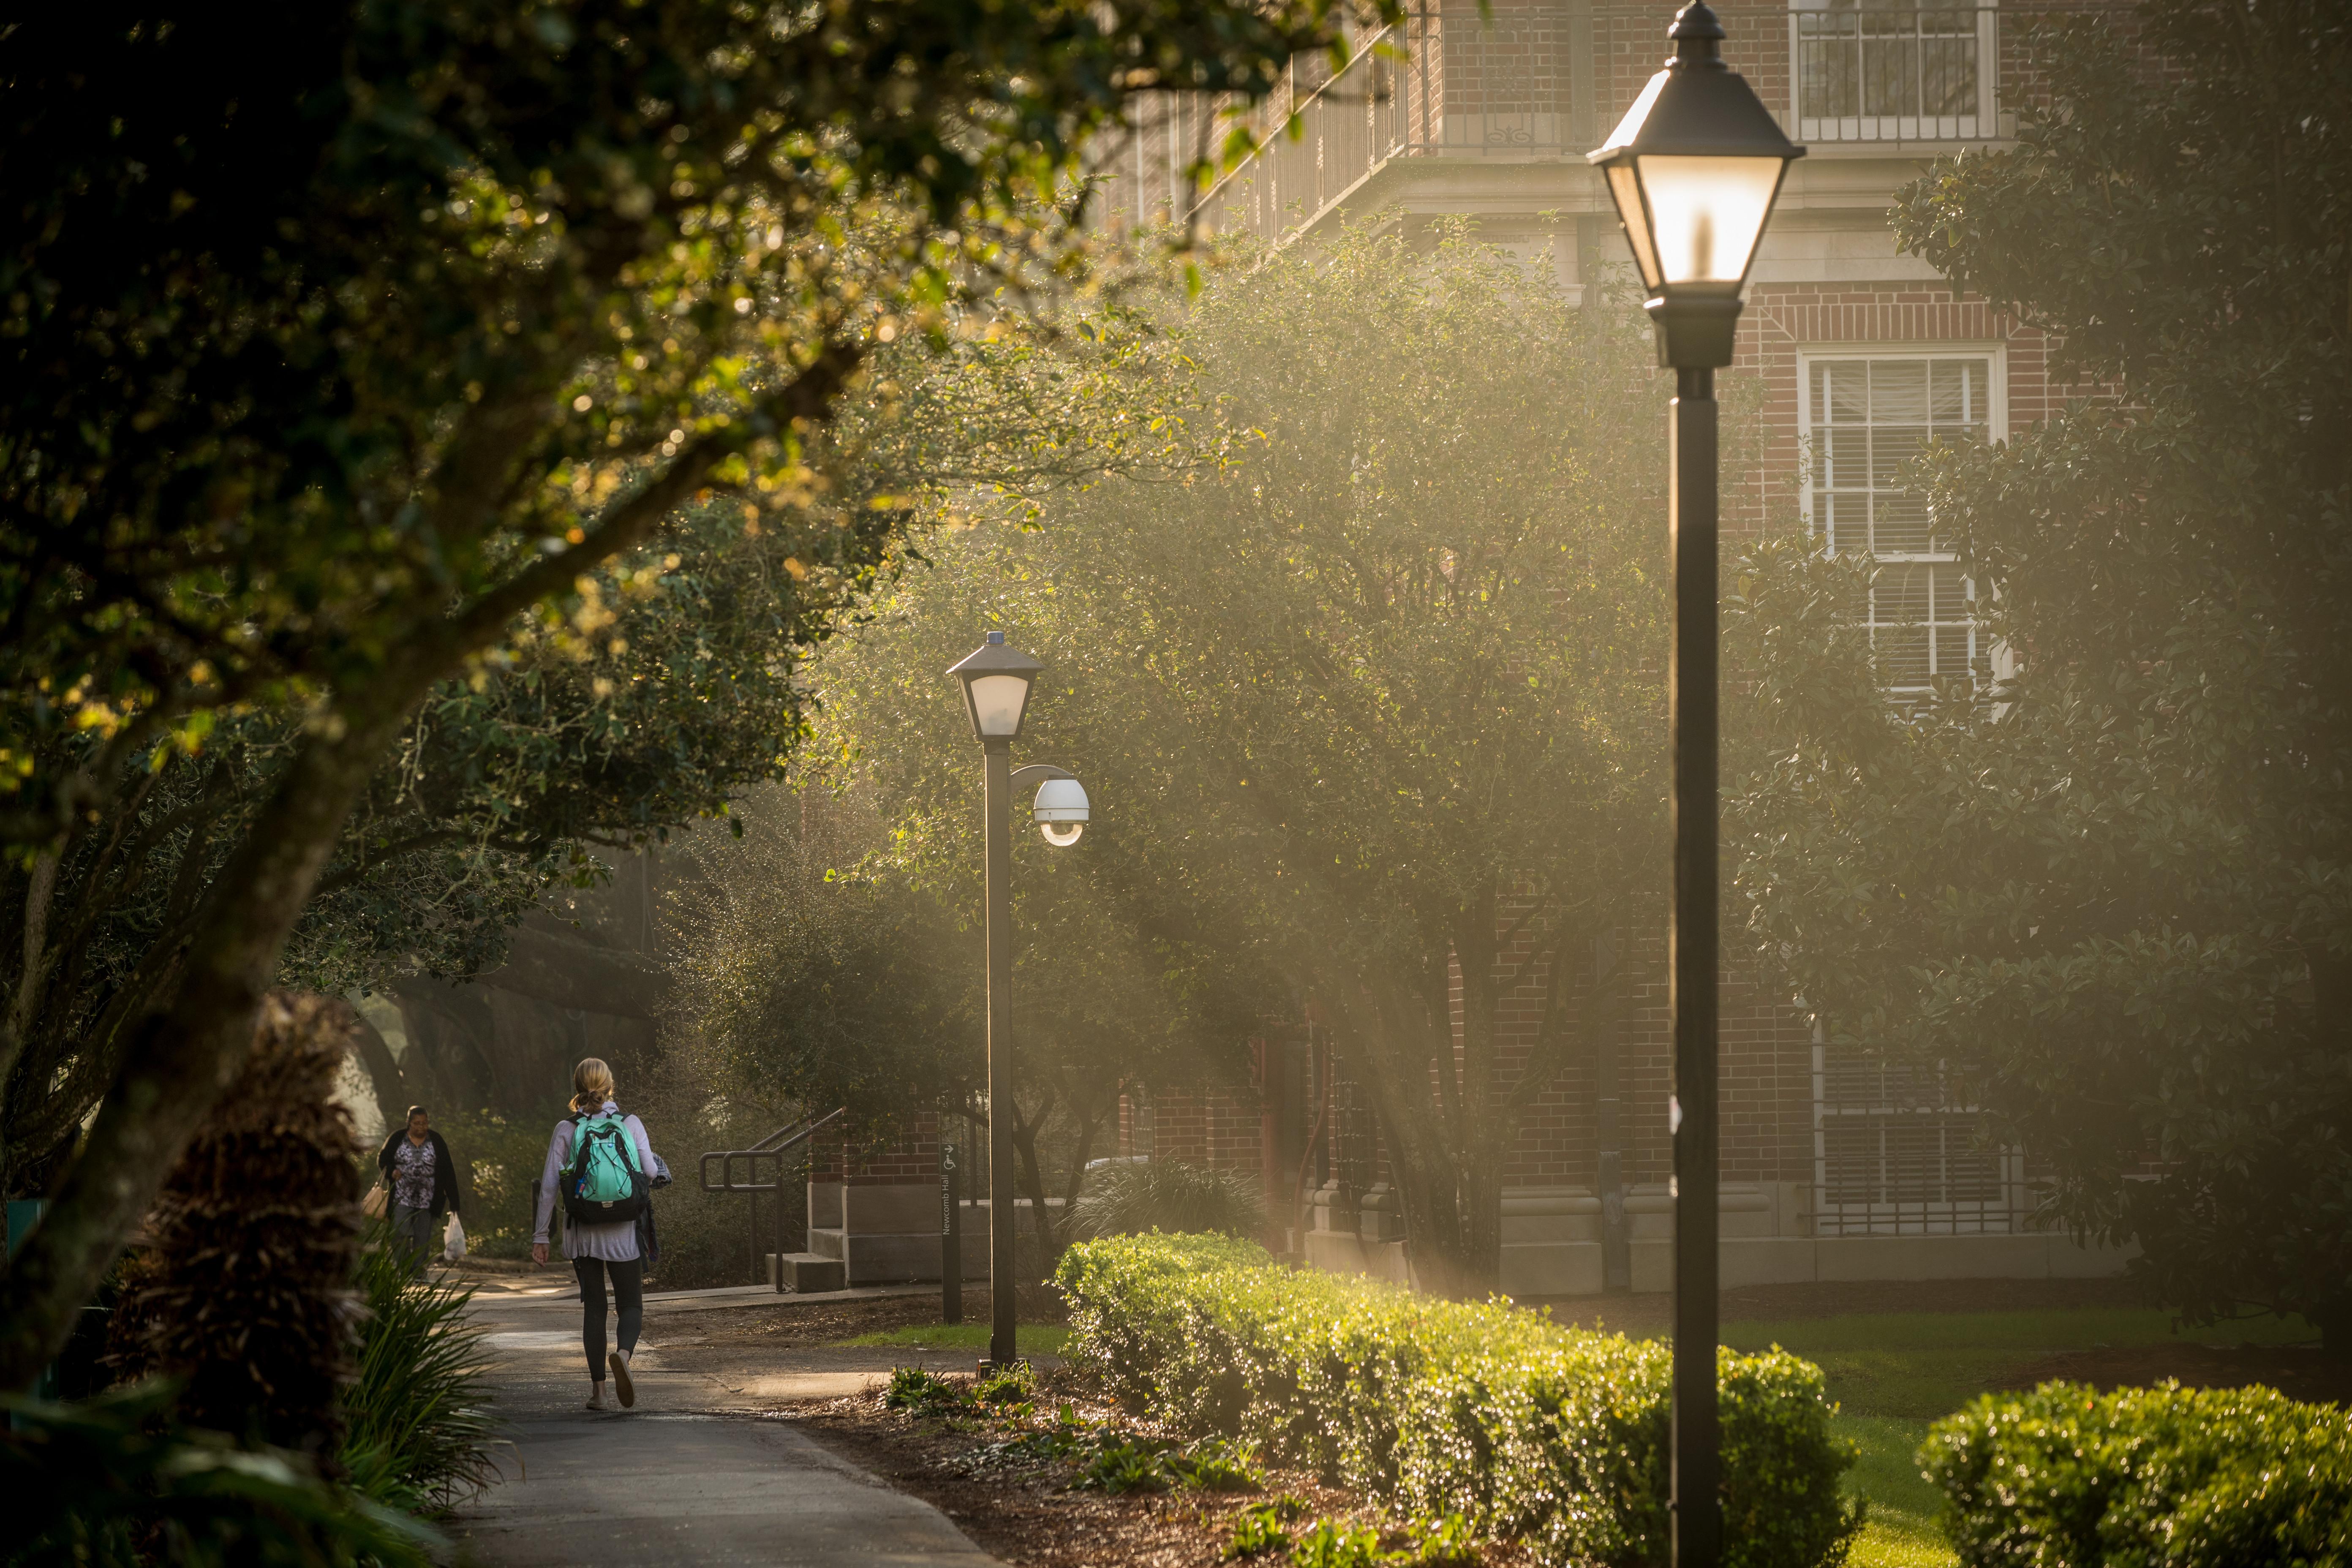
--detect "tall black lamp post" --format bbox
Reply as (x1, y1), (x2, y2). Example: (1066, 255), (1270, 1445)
(1588, 7), (1801, 1566)
(946, 632), (1090, 1371)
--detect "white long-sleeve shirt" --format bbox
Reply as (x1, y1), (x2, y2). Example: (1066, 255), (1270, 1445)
(533, 1103), (664, 1263)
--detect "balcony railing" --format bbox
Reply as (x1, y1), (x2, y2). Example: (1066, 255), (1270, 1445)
(1790, 2), (2007, 144)
(1190, 4), (1592, 245)
(1174, 2), (2016, 246)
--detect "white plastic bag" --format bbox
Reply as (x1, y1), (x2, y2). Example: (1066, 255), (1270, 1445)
(444, 1213), (467, 1262)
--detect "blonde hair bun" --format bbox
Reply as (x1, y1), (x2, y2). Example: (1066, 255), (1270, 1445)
(570, 1057), (617, 1115)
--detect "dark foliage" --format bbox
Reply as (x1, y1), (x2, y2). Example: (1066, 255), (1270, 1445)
(340, 1221), (499, 1514)
(109, 994), (364, 1465)
(1068, 1160), (1266, 1241)
(0, 0), (1379, 1391)
(1734, 0), (2352, 1347)
(0, 1382), (435, 1568)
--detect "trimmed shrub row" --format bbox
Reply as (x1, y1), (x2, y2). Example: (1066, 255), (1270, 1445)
(1054, 1233), (1860, 1568)
(1924, 1380), (2352, 1567)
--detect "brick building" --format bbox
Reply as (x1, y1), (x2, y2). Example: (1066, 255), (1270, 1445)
(1078, 0), (2134, 1296)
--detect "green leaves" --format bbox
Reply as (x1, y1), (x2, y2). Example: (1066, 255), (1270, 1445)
(0, 1382), (441, 1568)
(1923, 1382), (2352, 1568)
(805, 220), (1676, 1288)
(341, 1225), (499, 1514)
(1056, 1234), (1862, 1568)
(1736, 0), (2352, 1345)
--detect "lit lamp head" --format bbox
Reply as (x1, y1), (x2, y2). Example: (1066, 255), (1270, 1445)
(1587, 0), (1804, 369)
(1032, 777), (1089, 847)
(946, 632), (1045, 746)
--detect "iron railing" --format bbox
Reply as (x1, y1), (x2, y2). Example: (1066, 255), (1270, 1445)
(1191, 5), (1595, 245)
(699, 1106), (845, 1290)
(1811, 1046), (2024, 1236)
(1790, 2), (2006, 144)
(1173, 2), (2017, 246)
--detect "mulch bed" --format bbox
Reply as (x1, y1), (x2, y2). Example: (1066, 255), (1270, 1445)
(787, 1368), (1533, 1568)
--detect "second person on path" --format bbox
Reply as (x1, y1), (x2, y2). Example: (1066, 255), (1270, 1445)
(531, 1057), (667, 1411)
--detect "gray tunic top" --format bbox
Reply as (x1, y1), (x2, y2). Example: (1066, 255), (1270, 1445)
(532, 1103), (666, 1263)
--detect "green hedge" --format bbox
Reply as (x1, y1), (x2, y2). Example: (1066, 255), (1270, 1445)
(1923, 1380), (2352, 1567)
(1054, 1233), (1860, 1568)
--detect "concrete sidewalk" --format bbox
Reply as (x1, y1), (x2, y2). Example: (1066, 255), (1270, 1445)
(453, 1291), (998, 1566)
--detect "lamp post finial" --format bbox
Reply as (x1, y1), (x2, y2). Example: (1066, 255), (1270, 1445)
(1669, 0), (1726, 66)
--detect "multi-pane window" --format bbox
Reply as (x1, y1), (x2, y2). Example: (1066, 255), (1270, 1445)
(1792, 0), (1996, 142)
(1804, 354), (1995, 689)
(1813, 1042), (2018, 1236)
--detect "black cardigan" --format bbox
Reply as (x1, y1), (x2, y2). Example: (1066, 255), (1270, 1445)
(376, 1129), (463, 1218)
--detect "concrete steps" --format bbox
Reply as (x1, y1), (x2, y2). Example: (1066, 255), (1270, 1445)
(764, 1251), (847, 1293)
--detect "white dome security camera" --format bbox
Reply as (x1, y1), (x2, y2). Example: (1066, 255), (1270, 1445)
(1032, 776), (1089, 847)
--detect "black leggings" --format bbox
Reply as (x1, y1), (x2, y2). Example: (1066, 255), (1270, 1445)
(573, 1256), (644, 1379)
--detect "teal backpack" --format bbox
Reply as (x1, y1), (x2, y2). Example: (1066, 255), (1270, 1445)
(561, 1113), (650, 1224)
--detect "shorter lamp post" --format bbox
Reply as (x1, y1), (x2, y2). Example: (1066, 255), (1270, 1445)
(946, 632), (1091, 1371)
(1587, 7), (1802, 1567)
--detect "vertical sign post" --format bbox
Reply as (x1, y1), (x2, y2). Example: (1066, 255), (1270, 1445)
(941, 1140), (963, 1324)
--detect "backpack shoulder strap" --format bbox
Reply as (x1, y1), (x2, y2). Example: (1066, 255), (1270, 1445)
(598, 1115), (642, 1172)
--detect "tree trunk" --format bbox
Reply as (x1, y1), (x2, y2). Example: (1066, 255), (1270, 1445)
(346, 1006), (410, 1132)
(0, 710), (400, 1392)
(1451, 893), (1507, 1290)
(1326, 972), (1483, 1297)
(0, 346), (864, 1393)
(1008, 1095), (1059, 1280)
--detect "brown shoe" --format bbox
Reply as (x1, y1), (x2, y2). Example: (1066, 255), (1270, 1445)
(609, 1351), (635, 1408)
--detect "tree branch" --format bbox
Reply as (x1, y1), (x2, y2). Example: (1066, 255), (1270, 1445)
(433, 342), (865, 663)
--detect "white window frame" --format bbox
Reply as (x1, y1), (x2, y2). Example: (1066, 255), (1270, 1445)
(1788, 0), (1999, 143)
(1797, 343), (2007, 692)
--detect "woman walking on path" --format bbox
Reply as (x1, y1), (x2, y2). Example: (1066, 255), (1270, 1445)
(376, 1106), (463, 1279)
(532, 1058), (667, 1412)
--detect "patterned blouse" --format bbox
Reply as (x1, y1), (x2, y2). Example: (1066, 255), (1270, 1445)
(390, 1136), (437, 1211)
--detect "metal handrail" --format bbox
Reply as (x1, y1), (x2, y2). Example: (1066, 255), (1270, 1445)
(698, 1106), (847, 1291)
(699, 1106), (845, 1195)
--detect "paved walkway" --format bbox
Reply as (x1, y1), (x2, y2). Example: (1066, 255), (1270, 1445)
(452, 1283), (998, 1567)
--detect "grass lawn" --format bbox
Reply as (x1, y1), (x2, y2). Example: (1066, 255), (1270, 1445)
(1719, 1305), (2316, 1568)
(835, 1321), (1072, 1356)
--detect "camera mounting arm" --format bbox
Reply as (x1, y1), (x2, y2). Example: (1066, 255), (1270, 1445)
(1009, 764), (1076, 787)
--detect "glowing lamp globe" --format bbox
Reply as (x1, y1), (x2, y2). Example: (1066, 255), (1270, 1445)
(1588, 0), (1805, 368)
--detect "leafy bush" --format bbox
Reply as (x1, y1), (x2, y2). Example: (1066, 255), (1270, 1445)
(1169, 1436), (1263, 1494)
(1077, 1434), (1177, 1494)
(1224, 1503), (1295, 1560)
(975, 1361), (1038, 1410)
(1056, 1233), (1860, 1568)
(885, 1366), (974, 1416)
(1291, 1520), (1387, 1568)
(340, 1225), (499, 1514)
(1402, 1513), (1481, 1567)
(1922, 1380), (2352, 1567)
(1069, 1160), (1266, 1241)
(0, 1383), (438, 1567)
(428, 1108), (554, 1260)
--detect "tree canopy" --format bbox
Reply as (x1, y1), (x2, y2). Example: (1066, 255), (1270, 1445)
(806, 222), (1675, 1293)
(0, 0), (1377, 1389)
(1729, 0), (2350, 1346)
